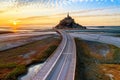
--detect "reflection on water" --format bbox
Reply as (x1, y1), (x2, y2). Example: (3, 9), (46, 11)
(18, 63), (44, 80)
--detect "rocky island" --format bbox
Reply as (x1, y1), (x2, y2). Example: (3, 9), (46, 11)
(55, 13), (86, 29)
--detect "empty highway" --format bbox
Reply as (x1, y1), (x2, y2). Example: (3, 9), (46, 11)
(33, 31), (76, 80)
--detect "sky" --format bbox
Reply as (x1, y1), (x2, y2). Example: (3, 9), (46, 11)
(0, 0), (120, 29)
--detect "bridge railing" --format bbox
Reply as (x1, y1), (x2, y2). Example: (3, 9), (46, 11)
(32, 30), (68, 80)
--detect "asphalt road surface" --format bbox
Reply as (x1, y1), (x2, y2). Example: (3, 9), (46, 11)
(33, 31), (76, 80)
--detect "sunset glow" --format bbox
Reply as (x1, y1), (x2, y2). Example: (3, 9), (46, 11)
(0, 0), (120, 29)
(13, 21), (17, 26)
(11, 20), (19, 32)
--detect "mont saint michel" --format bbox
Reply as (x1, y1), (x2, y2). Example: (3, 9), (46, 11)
(55, 13), (86, 29)
(0, 0), (120, 80)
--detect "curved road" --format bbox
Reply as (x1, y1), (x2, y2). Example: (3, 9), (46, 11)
(33, 31), (76, 80)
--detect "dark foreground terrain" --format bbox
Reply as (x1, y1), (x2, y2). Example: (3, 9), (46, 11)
(0, 34), (60, 80)
(0, 31), (13, 34)
(75, 38), (120, 80)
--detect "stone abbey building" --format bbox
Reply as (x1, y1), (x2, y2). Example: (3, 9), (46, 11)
(55, 13), (86, 29)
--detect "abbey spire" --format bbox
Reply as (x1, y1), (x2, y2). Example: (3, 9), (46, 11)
(55, 12), (86, 29)
(67, 12), (70, 18)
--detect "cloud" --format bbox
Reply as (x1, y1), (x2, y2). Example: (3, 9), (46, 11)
(18, 15), (51, 21)
(50, 6), (120, 17)
(0, 0), (120, 27)
(75, 13), (120, 18)
(0, 10), (5, 13)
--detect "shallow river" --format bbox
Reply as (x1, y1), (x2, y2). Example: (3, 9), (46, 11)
(18, 63), (44, 80)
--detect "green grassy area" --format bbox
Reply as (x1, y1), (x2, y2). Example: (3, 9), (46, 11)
(0, 36), (60, 80)
(4, 45), (58, 80)
(5, 65), (27, 80)
(0, 63), (16, 69)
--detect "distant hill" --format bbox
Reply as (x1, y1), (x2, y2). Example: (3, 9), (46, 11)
(55, 13), (86, 29)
